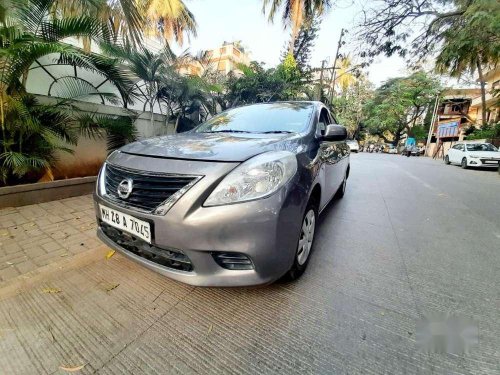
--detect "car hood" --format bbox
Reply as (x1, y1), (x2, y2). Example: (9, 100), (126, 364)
(119, 132), (305, 162)
(468, 151), (500, 158)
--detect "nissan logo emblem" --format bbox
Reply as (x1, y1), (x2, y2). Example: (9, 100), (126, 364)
(117, 178), (133, 199)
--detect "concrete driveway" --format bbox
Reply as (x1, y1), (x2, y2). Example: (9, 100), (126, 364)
(0, 154), (499, 374)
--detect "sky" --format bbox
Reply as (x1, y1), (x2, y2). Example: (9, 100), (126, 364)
(170, 0), (410, 86)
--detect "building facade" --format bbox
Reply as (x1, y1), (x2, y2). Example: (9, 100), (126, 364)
(469, 68), (500, 125)
(425, 88), (481, 157)
(178, 41), (251, 77)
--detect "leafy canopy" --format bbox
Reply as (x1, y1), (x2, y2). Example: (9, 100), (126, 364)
(364, 72), (441, 144)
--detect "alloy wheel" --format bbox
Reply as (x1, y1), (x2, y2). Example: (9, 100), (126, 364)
(297, 209), (316, 266)
(461, 158), (467, 169)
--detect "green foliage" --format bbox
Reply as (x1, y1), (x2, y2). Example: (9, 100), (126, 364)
(262, 0), (330, 37)
(0, 0), (136, 185)
(436, 0), (500, 76)
(363, 72), (441, 145)
(0, 94), (74, 184)
(465, 122), (500, 140)
(276, 53), (303, 98)
(330, 76), (373, 137)
(409, 125), (429, 142)
(435, 0), (499, 125)
(358, 0), (500, 68)
(225, 59), (307, 107)
(282, 17), (320, 74)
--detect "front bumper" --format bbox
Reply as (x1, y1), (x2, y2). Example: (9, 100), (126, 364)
(468, 158), (500, 167)
(93, 154), (306, 287)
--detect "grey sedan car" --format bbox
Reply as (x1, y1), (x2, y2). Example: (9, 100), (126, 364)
(94, 101), (350, 286)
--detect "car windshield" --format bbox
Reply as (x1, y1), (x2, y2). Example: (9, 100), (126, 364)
(466, 143), (498, 152)
(194, 102), (314, 134)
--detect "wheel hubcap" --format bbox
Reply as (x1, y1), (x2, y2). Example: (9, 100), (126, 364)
(297, 209), (316, 265)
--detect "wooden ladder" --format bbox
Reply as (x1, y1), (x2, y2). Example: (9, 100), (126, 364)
(433, 139), (444, 160)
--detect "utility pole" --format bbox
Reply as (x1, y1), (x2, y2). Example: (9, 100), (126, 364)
(425, 94), (440, 157)
(327, 28), (347, 104)
(316, 60), (327, 101)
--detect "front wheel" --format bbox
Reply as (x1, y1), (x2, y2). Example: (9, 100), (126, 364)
(445, 155), (450, 165)
(461, 157), (468, 169)
(286, 199), (318, 281)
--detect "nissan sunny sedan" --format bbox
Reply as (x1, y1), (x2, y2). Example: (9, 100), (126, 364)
(94, 101), (350, 286)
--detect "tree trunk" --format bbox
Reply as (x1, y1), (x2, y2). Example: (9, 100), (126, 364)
(150, 102), (155, 128)
(393, 131), (401, 147)
(0, 93), (6, 153)
(288, 34), (295, 55)
(476, 59), (487, 126)
(21, 67), (29, 87)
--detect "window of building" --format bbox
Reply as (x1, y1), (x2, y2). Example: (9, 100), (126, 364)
(217, 61), (226, 71)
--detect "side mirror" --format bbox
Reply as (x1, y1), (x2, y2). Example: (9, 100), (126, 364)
(323, 124), (347, 142)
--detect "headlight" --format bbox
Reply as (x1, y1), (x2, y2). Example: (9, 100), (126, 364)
(469, 155), (479, 159)
(204, 151), (297, 206)
(97, 163), (107, 195)
(97, 151), (120, 195)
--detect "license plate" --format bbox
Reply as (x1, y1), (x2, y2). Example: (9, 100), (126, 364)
(99, 204), (151, 243)
(484, 160), (498, 164)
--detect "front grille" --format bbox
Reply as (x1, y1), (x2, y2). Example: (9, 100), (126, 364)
(100, 221), (193, 272)
(104, 163), (199, 213)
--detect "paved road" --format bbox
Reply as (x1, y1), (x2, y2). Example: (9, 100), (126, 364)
(0, 154), (499, 374)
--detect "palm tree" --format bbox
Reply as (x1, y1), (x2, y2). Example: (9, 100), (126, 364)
(0, 0), (135, 184)
(141, 0), (197, 45)
(262, 0), (330, 51)
(336, 56), (357, 93)
(435, 0), (499, 126)
(51, 0), (197, 47)
(101, 42), (181, 126)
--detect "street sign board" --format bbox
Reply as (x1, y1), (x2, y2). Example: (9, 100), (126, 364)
(406, 137), (416, 146)
(437, 120), (460, 139)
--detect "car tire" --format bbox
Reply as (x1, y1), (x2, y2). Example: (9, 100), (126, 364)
(461, 157), (468, 169)
(286, 197), (318, 281)
(445, 155), (450, 165)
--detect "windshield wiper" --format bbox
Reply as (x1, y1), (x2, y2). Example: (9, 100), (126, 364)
(261, 130), (293, 134)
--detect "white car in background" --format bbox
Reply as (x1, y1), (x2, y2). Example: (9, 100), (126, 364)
(445, 142), (500, 169)
(387, 145), (398, 154)
(346, 139), (360, 153)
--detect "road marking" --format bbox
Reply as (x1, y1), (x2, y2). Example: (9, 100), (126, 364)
(402, 170), (435, 190)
